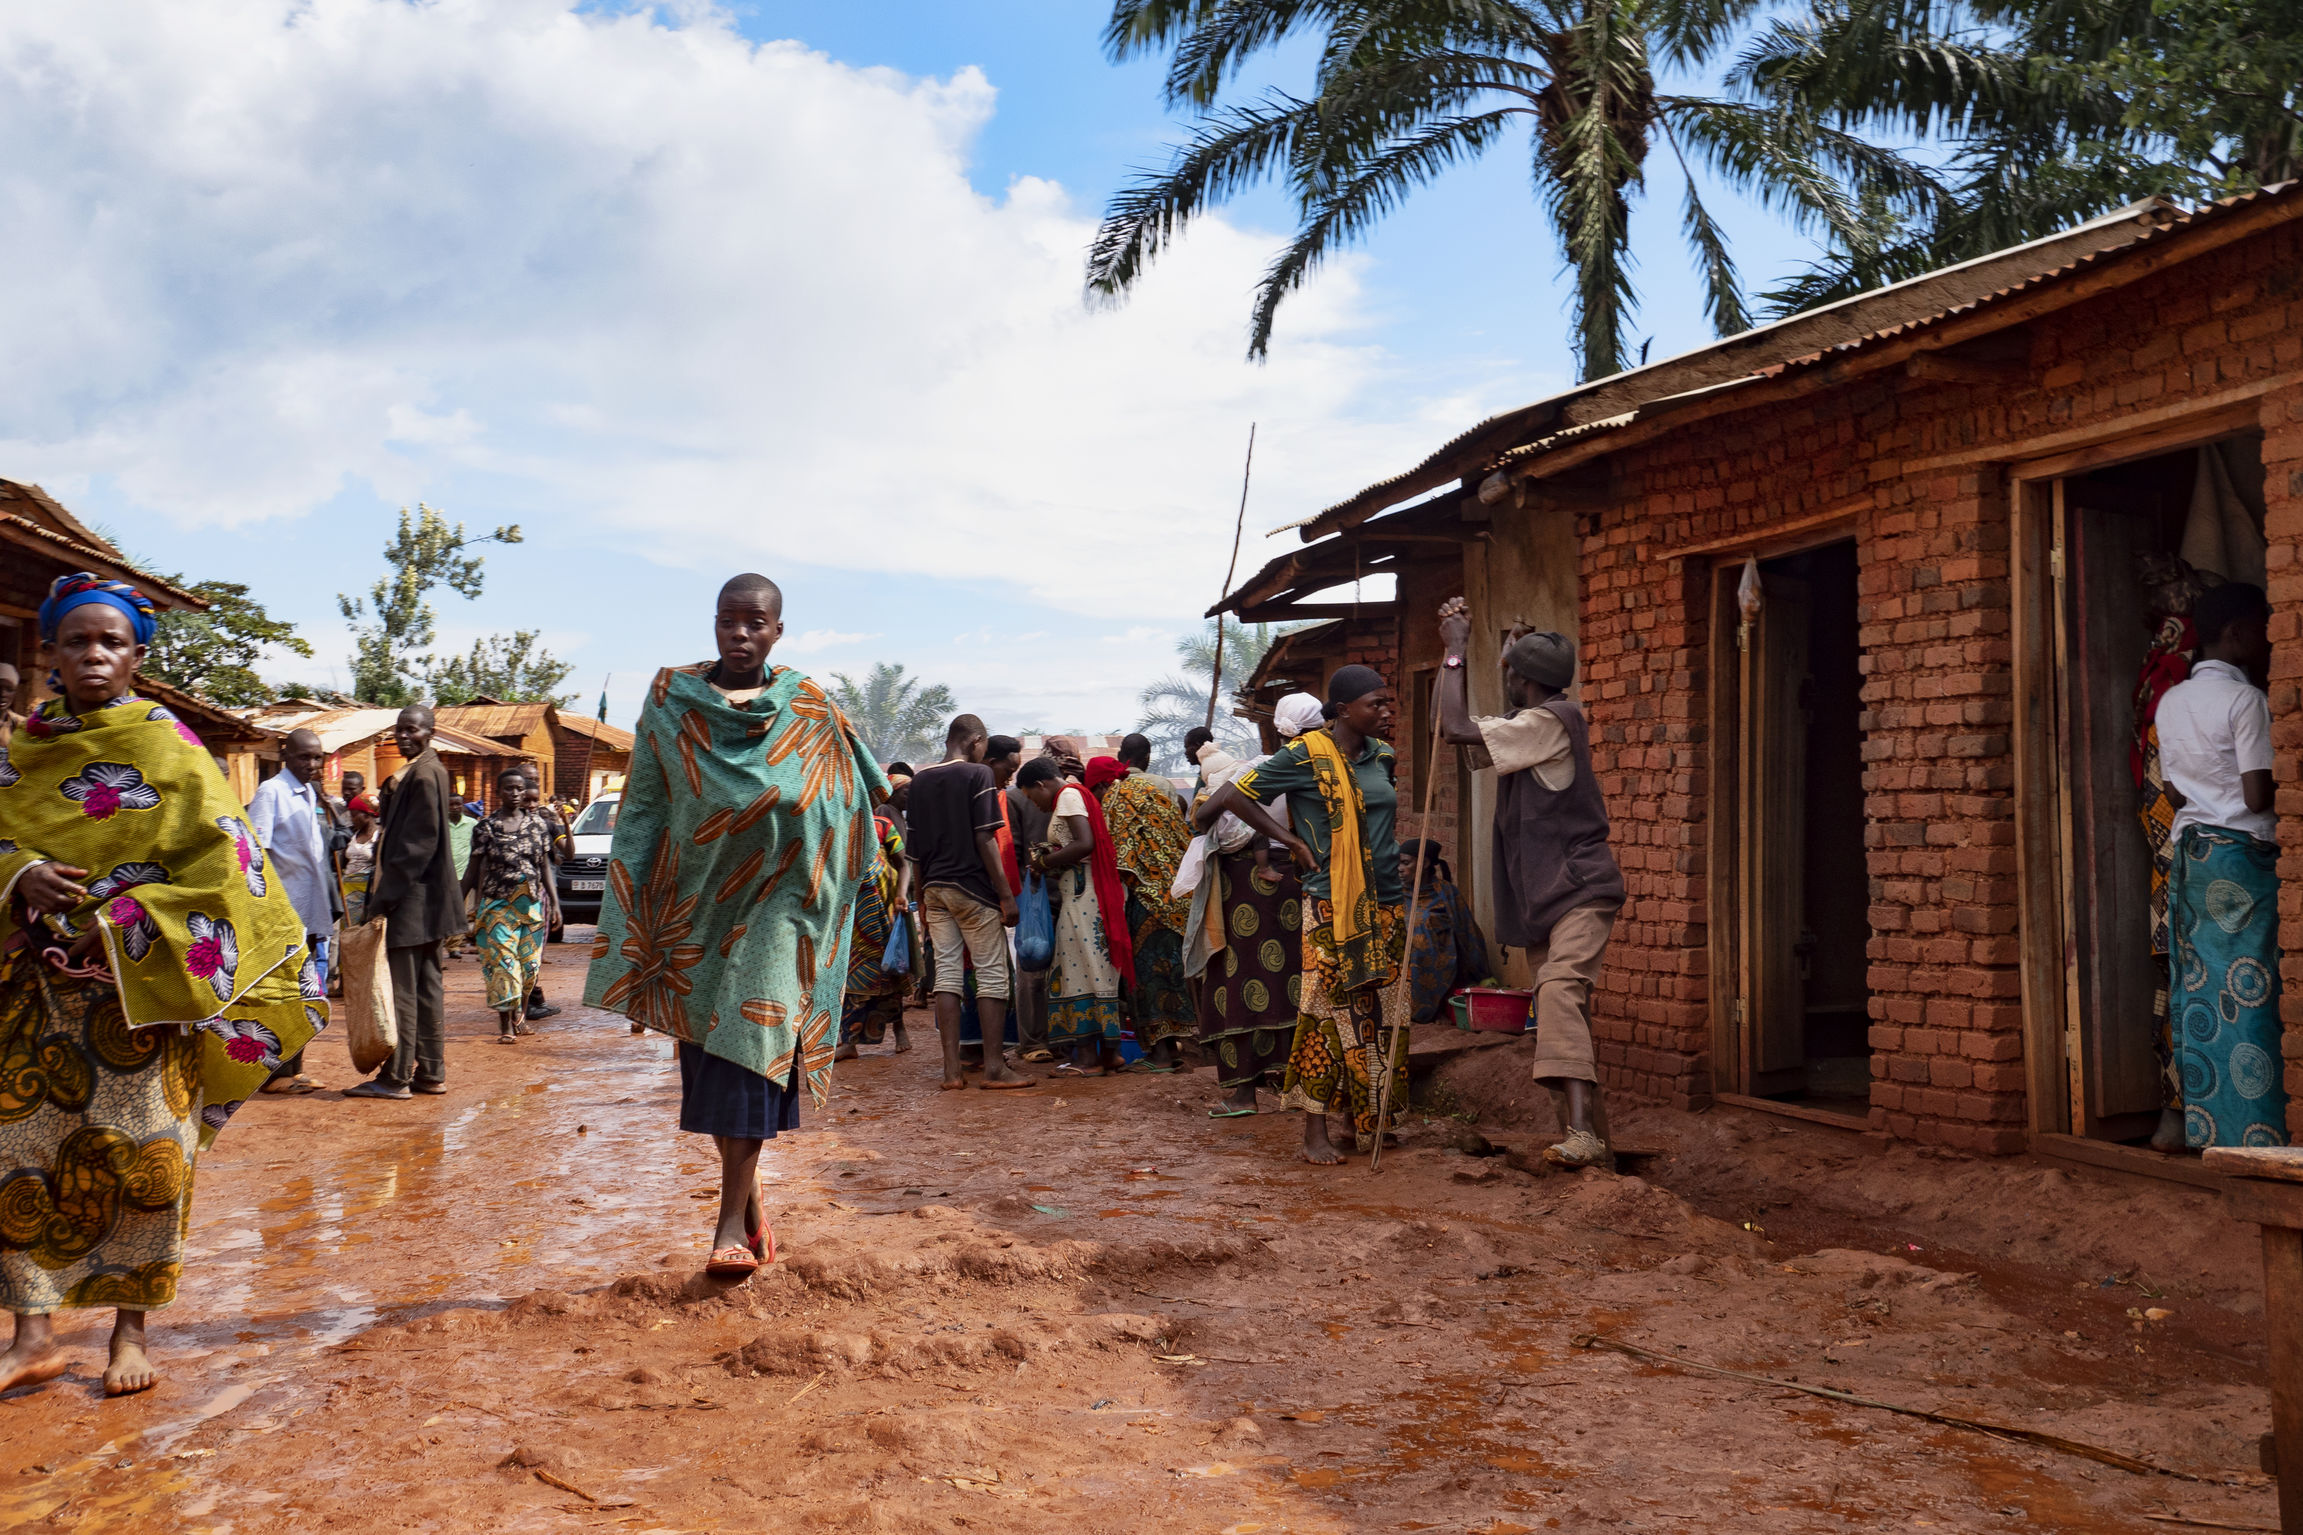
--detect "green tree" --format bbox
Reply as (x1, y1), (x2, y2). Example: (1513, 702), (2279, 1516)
(1091, 0), (1929, 378)
(828, 663), (959, 764)
(144, 579), (314, 707)
(428, 630), (577, 707)
(1137, 619), (1284, 771)
(337, 504), (523, 706)
(1735, 0), (2299, 310)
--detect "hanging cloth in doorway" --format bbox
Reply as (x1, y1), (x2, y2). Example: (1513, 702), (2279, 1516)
(2176, 445), (2266, 587)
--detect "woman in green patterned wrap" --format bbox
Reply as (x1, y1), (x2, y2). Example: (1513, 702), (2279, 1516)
(0, 575), (320, 1396)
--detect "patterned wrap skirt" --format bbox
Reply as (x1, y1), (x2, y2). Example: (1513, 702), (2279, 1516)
(2171, 825), (2287, 1148)
(1196, 853), (1304, 1091)
(1280, 900), (1408, 1150)
(0, 945), (203, 1314)
(476, 884), (546, 1013)
(1125, 890), (1196, 1047)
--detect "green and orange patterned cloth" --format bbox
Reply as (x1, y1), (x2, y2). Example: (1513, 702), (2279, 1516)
(582, 663), (888, 1107)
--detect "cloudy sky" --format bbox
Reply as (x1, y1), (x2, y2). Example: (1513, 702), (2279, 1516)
(0, 0), (1817, 733)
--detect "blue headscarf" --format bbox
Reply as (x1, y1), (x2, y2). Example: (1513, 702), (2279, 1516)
(38, 572), (158, 646)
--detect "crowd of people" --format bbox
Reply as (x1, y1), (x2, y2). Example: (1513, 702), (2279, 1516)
(0, 564), (1631, 1390)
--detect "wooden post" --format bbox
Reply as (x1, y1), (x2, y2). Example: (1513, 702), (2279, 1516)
(1209, 424), (1257, 729)
(2205, 1145), (2303, 1531)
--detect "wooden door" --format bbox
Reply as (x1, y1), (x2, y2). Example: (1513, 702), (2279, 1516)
(2059, 490), (2169, 1137)
(1739, 574), (1811, 1095)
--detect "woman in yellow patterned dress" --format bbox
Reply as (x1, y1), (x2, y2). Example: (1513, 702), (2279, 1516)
(0, 575), (319, 1395)
(1194, 666), (1405, 1164)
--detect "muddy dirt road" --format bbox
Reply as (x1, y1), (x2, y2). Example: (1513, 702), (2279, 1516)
(0, 937), (2284, 1533)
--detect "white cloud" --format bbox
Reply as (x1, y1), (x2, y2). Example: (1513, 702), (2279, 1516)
(0, 0), (1548, 633)
(781, 628), (880, 655)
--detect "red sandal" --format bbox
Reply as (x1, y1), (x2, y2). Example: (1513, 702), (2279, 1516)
(704, 1245), (759, 1279)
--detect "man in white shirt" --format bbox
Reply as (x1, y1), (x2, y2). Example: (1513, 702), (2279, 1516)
(2154, 580), (2285, 1148)
(247, 728), (337, 1095)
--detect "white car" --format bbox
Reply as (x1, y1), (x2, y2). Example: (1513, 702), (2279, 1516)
(553, 792), (619, 931)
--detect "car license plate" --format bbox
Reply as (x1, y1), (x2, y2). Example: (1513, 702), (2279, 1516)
(570, 879), (604, 893)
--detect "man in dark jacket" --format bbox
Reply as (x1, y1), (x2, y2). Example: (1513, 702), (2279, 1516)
(1437, 598), (1625, 1170)
(348, 704), (467, 1099)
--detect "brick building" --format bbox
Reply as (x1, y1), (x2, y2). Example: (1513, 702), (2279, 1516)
(1226, 186), (2303, 1174)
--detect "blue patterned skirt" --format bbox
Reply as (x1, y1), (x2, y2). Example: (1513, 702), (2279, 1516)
(2171, 825), (2287, 1148)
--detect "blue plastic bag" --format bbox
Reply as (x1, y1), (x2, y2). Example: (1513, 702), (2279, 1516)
(1016, 873), (1054, 972)
(880, 908), (911, 974)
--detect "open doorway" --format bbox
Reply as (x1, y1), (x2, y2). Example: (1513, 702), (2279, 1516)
(1717, 537), (1870, 1118)
(2051, 430), (2268, 1147)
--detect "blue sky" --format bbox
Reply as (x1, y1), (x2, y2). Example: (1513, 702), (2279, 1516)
(2, 1), (1826, 736)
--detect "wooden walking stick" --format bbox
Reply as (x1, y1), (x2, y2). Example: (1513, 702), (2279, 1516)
(1369, 674), (1448, 1173)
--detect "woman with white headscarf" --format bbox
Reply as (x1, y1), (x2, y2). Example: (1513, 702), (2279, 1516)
(1189, 693), (1321, 1117)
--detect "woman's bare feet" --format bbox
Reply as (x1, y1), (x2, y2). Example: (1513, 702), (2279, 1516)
(103, 1311), (156, 1397)
(890, 1024), (912, 1054)
(1300, 1113), (1344, 1165)
(833, 1040), (859, 1062)
(0, 1313), (67, 1394)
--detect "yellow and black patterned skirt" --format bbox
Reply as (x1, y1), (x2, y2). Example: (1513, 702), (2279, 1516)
(0, 943), (202, 1314)
(1197, 852), (1305, 1091)
(1280, 900), (1407, 1150)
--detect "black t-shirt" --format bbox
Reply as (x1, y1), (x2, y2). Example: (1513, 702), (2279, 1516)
(905, 759), (1006, 907)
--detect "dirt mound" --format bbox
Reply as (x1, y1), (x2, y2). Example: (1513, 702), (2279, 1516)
(722, 1310), (1171, 1379)
(1552, 1170), (1772, 1259)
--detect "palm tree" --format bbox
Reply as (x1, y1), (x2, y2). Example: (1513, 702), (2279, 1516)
(829, 663), (959, 765)
(1137, 620), (1285, 770)
(1091, 0), (1931, 378)
(1737, 0), (2300, 310)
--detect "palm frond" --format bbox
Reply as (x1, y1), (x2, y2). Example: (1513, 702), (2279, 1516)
(1088, 94), (1326, 298)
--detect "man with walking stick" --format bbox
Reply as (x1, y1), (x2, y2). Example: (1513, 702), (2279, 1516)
(1434, 598), (1623, 1170)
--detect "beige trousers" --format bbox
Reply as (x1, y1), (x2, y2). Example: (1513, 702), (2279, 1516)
(1522, 903), (1618, 1084)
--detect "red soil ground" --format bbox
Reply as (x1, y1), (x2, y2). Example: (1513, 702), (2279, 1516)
(0, 936), (2282, 1533)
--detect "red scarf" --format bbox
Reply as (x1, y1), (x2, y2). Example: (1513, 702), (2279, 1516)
(1058, 780), (1135, 987)
(1084, 755), (1129, 795)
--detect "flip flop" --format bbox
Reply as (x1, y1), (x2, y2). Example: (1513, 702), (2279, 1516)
(1020, 1049), (1057, 1063)
(1128, 1062), (1180, 1075)
(705, 1246), (760, 1280)
(745, 1213), (777, 1265)
(1208, 1106), (1258, 1118)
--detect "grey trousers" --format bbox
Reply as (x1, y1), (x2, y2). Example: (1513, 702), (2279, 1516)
(1012, 963), (1049, 1054)
(382, 940), (447, 1088)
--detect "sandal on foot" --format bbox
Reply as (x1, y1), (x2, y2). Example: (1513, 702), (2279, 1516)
(745, 1214), (777, 1265)
(704, 1246), (760, 1280)
(1208, 1105), (1257, 1118)
(496, 1033), (519, 1045)
(1020, 1049), (1056, 1063)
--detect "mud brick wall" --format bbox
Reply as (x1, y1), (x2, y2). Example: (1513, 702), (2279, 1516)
(1395, 556), (1469, 879)
(1536, 214), (2303, 1150)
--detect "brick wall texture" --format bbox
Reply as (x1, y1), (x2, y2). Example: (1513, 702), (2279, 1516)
(1533, 214), (2303, 1151)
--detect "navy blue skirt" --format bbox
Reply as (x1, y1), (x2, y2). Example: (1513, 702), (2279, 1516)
(677, 1041), (802, 1140)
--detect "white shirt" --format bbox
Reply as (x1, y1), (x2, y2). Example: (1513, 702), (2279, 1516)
(247, 769), (336, 936)
(1468, 705), (1575, 789)
(2158, 659), (2274, 843)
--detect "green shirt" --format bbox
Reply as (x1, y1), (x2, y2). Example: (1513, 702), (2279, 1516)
(1233, 736), (1403, 906)
(448, 817), (475, 880)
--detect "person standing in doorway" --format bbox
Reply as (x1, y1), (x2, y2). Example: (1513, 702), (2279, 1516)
(1435, 598), (1625, 1170)
(583, 574), (887, 1279)
(1196, 668), (1405, 1163)
(348, 705), (466, 1100)
(2156, 580), (2286, 1148)
(250, 727), (337, 1095)
(907, 715), (1033, 1090)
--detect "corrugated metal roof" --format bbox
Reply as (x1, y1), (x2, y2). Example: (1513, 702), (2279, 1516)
(0, 512), (207, 609)
(556, 713), (635, 750)
(435, 702), (555, 740)
(1292, 195), (2199, 541)
(280, 707), (527, 757)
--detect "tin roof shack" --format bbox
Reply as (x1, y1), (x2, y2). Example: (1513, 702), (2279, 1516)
(0, 480), (207, 707)
(1218, 494), (1471, 881)
(553, 713), (634, 804)
(1267, 187), (2303, 1173)
(278, 707), (531, 808)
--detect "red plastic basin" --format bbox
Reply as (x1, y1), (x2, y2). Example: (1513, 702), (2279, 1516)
(1459, 987), (1534, 1033)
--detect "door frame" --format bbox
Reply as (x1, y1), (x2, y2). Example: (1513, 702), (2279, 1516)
(1704, 521), (1860, 1120)
(2009, 405), (2268, 1138)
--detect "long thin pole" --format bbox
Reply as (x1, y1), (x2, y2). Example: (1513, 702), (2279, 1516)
(1208, 423), (1258, 729)
(1370, 676), (1446, 1174)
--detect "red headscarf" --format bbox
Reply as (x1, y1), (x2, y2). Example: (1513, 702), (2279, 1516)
(1052, 776), (1135, 988)
(1083, 756), (1130, 796)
